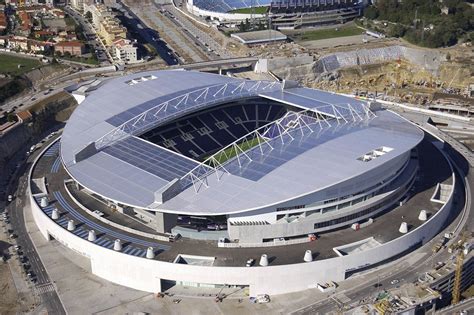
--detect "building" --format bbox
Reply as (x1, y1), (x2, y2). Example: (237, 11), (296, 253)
(187, 0), (363, 28)
(16, 110), (32, 123)
(0, 36), (7, 46)
(55, 40), (85, 56)
(231, 30), (287, 45)
(18, 10), (32, 34)
(112, 38), (137, 63)
(1, 35), (50, 52)
(28, 70), (458, 297)
(7, 35), (29, 50)
(0, 11), (7, 32)
(70, 0), (84, 12)
(85, 4), (127, 46)
(98, 15), (126, 46)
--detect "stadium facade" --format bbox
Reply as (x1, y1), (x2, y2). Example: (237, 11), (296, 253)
(28, 70), (457, 295)
(187, 0), (365, 28)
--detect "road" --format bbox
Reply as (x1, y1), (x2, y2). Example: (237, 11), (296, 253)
(64, 6), (112, 65)
(159, 3), (230, 59)
(3, 136), (66, 314)
(116, 1), (179, 65)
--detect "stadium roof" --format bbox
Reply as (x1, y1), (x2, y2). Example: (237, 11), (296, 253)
(61, 70), (424, 215)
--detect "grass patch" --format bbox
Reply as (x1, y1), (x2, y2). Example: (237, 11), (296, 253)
(229, 6), (268, 14)
(209, 136), (263, 165)
(0, 54), (42, 76)
(291, 25), (364, 41)
(59, 54), (99, 65)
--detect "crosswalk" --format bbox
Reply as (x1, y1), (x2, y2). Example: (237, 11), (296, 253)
(35, 282), (56, 295)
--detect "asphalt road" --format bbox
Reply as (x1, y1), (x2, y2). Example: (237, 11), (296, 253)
(3, 137), (66, 315)
(64, 6), (112, 65)
(117, 1), (179, 65)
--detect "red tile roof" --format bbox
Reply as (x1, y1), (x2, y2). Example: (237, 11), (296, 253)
(55, 41), (84, 47)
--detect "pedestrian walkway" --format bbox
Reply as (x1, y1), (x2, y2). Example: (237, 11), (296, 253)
(35, 282), (56, 295)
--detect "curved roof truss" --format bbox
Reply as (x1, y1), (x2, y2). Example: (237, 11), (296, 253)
(94, 80), (282, 151)
(180, 104), (375, 193)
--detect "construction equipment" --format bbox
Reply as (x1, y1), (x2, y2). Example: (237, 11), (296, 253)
(450, 231), (468, 305)
(452, 251), (464, 304)
(373, 299), (390, 315)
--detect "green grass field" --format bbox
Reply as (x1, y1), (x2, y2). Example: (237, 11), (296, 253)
(229, 6), (268, 14)
(209, 136), (263, 165)
(0, 54), (42, 76)
(291, 25), (364, 41)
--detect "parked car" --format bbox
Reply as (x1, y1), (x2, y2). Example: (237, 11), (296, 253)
(246, 259), (255, 267)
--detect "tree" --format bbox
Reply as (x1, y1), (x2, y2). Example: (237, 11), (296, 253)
(388, 24), (406, 38)
(363, 6), (379, 20)
(7, 113), (18, 122)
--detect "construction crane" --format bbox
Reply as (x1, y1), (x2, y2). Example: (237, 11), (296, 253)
(452, 250), (464, 304)
(450, 231), (469, 305)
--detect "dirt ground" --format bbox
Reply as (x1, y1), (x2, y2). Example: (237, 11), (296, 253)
(0, 240), (37, 314)
(0, 262), (21, 315)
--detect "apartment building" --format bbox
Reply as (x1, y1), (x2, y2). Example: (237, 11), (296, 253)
(112, 38), (137, 63)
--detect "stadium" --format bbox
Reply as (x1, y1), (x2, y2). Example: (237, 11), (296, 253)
(186, 0), (365, 28)
(28, 70), (457, 295)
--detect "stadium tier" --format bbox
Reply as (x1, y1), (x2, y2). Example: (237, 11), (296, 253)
(191, 0), (360, 13)
(140, 102), (288, 160)
(192, 0), (272, 13)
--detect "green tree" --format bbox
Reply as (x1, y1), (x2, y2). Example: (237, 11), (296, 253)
(7, 113), (17, 122)
(388, 24), (406, 37)
(363, 6), (379, 20)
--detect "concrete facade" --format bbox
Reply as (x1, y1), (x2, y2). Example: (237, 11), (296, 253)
(28, 136), (456, 296)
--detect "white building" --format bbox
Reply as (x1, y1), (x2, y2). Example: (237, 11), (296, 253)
(112, 38), (137, 63)
(70, 0), (84, 11)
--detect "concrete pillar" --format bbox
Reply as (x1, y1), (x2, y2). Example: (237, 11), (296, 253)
(51, 208), (60, 220)
(67, 220), (75, 231)
(399, 222), (408, 234)
(155, 212), (178, 233)
(88, 230), (96, 242)
(113, 239), (122, 251)
(418, 210), (428, 221)
(40, 197), (48, 207)
(304, 250), (313, 262)
(146, 247), (155, 259)
(259, 254), (268, 266)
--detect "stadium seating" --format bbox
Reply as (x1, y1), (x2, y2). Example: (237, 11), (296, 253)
(269, 0), (360, 14)
(193, 0), (272, 13)
(141, 103), (287, 160)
